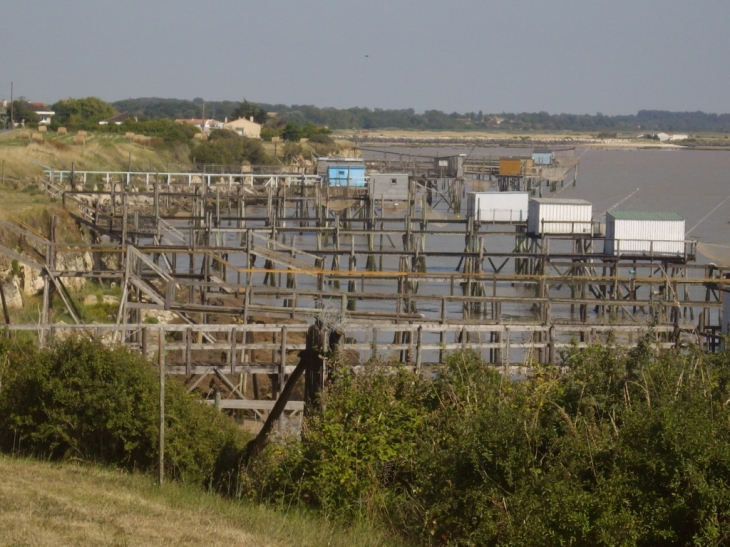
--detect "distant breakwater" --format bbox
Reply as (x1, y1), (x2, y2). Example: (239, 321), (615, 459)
(334, 134), (636, 148)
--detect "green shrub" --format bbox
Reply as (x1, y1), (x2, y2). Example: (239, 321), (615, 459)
(242, 358), (431, 520)
(191, 130), (270, 165)
(244, 344), (730, 545)
(0, 337), (248, 486)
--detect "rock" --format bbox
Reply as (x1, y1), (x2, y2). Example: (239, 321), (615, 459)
(141, 309), (176, 324)
(102, 295), (119, 305)
(53, 320), (74, 342)
(1, 279), (24, 310)
(21, 266), (44, 296)
(82, 294), (98, 306)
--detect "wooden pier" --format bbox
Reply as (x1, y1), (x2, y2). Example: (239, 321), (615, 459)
(0, 164), (723, 423)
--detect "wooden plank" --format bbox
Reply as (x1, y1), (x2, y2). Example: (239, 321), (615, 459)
(205, 399), (304, 411)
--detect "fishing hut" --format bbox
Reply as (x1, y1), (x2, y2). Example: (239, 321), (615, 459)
(466, 191), (529, 223)
(604, 211), (688, 258)
(370, 173), (410, 202)
(433, 155), (465, 178)
(497, 157), (534, 191)
(0, 163), (718, 434)
(527, 198), (593, 236)
(532, 149), (554, 166)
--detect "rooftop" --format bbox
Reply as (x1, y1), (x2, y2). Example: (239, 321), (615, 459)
(531, 198), (592, 205)
(608, 211), (684, 221)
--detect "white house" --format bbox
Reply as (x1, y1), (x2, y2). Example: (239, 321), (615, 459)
(669, 134), (688, 141)
(27, 102), (55, 125)
(656, 132), (670, 142)
(223, 117), (262, 139)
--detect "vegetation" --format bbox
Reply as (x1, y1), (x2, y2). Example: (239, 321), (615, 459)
(51, 97), (118, 128)
(105, 118), (201, 145)
(11, 99), (40, 125)
(0, 457), (398, 547)
(232, 100), (268, 124)
(0, 337), (247, 486)
(243, 343), (730, 546)
(190, 129), (270, 165)
(4, 316), (730, 545)
(110, 98), (730, 133)
(112, 97), (240, 122)
(0, 132), (194, 185)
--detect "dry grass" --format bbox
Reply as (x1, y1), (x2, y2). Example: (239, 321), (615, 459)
(0, 132), (188, 185)
(0, 457), (399, 547)
(0, 184), (54, 214)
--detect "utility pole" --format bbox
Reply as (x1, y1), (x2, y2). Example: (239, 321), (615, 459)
(10, 82), (13, 128)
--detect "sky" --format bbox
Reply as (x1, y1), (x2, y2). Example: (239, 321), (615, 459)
(3, 0), (730, 115)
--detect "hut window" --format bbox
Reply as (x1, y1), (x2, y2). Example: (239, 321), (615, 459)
(391, 178), (397, 185)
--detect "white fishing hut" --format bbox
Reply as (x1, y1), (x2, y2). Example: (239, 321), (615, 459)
(527, 198), (593, 236)
(466, 192), (529, 223)
(604, 211), (686, 257)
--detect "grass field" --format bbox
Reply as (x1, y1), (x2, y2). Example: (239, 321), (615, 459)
(0, 129), (187, 184)
(0, 456), (399, 547)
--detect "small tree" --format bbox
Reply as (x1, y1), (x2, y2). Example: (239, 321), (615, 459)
(231, 100), (268, 124)
(281, 122), (303, 142)
(12, 99), (40, 125)
(51, 97), (118, 128)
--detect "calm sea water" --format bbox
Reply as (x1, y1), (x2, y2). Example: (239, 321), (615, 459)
(362, 146), (730, 247)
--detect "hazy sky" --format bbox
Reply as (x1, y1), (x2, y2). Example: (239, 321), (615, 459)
(3, 0), (729, 115)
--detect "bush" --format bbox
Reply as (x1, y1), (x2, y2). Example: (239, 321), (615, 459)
(0, 337), (248, 486)
(243, 344), (730, 545)
(191, 129), (270, 165)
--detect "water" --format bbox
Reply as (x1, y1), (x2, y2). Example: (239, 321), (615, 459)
(157, 147), (730, 362)
(363, 146), (730, 248)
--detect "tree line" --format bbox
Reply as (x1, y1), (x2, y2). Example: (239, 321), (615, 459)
(110, 97), (730, 133)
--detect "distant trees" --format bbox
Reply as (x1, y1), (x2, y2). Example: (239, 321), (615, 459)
(111, 98), (240, 122)
(51, 97), (117, 127)
(231, 100), (268, 124)
(110, 97), (730, 133)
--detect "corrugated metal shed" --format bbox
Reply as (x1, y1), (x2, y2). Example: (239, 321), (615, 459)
(466, 192), (529, 223)
(528, 198), (593, 235)
(604, 211), (686, 256)
(370, 173), (410, 201)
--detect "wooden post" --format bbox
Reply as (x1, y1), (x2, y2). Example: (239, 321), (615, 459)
(185, 327), (192, 375)
(141, 326), (148, 356)
(158, 334), (165, 486)
(278, 326), (287, 430)
(230, 327), (238, 374)
(245, 324), (323, 463)
(0, 280), (10, 327)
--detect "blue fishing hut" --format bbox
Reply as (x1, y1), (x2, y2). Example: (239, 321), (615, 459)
(327, 164), (367, 187)
(532, 149), (554, 166)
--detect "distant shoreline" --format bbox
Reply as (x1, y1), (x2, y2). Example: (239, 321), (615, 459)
(334, 131), (693, 150)
(331, 129), (730, 150)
